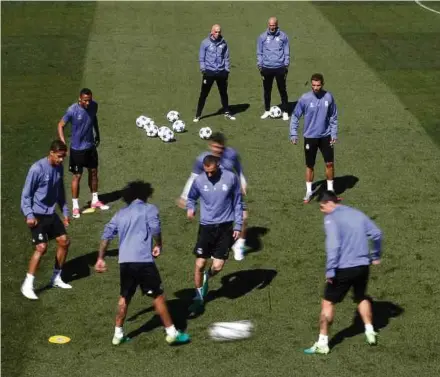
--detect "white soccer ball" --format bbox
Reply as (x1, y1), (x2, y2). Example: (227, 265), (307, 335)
(158, 126), (167, 138)
(269, 106), (282, 118)
(166, 110), (180, 123)
(208, 320), (254, 342)
(143, 118), (155, 130)
(136, 115), (150, 128)
(199, 127), (212, 140)
(158, 126), (174, 142)
(172, 120), (185, 133)
(145, 124), (158, 137)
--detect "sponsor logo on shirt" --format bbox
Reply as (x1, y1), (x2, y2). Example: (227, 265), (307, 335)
(325, 101), (329, 107)
(222, 184), (228, 191)
(203, 185), (209, 192)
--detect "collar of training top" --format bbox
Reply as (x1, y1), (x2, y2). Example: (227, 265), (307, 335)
(266, 28), (280, 36)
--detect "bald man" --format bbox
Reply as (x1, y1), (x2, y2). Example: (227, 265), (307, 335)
(257, 17), (291, 121)
(194, 24), (236, 122)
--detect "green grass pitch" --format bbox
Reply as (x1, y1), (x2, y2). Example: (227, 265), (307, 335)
(2, 2), (440, 377)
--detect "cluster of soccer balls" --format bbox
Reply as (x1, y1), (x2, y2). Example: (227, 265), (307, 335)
(136, 111), (213, 142)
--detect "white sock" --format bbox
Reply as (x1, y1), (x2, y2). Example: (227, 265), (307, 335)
(92, 192), (99, 203)
(318, 334), (328, 346)
(114, 326), (124, 337)
(24, 273), (35, 287)
(72, 198), (79, 209)
(234, 238), (245, 247)
(196, 287), (204, 301)
(52, 269), (61, 281)
(165, 325), (178, 338)
(327, 180), (334, 192)
(365, 324), (374, 333)
(306, 182), (312, 193)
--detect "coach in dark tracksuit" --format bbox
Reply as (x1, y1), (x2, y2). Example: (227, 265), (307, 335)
(194, 24), (236, 122)
(257, 17), (290, 121)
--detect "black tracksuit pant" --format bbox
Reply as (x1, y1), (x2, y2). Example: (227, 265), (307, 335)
(196, 70), (230, 117)
(260, 67), (288, 112)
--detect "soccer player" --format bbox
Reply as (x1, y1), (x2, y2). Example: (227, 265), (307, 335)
(194, 24), (236, 122)
(304, 191), (382, 355)
(290, 73), (338, 203)
(94, 180), (190, 346)
(178, 132), (248, 260)
(20, 140), (72, 300)
(257, 17), (290, 121)
(186, 155), (243, 314)
(58, 88), (109, 219)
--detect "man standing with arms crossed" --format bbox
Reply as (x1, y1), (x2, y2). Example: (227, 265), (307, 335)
(20, 140), (72, 300)
(95, 180), (190, 346)
(290, 73), (338, 203)
(257, 16), (290, 121)
(186, 155), (243, 314)
(304, 191), (382, 355)
(58, 88), (109, 218)
(194, 24), (236, 122)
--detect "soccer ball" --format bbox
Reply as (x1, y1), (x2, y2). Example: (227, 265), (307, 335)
(143, 119), (155, 130)
(158, 126), (167, 138)
(208, 321), (254, 342)
(166, 110), (180, 123)
(158, 126), (174, 142)
(145, 124), (158, 137)
(199, 127), (212, 140)
(136, 115), (150, 128)
(172, 120), (185, 133)
(269, 106), (282, 118)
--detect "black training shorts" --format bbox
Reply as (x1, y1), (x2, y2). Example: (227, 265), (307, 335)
(193, 222), (234, 260)
(119, 262), (163, 300)
(324, 265), (370, 304)
(69, 147), (98, 174)
(304, 135), (334, 168)
(30, 214), (67, 245)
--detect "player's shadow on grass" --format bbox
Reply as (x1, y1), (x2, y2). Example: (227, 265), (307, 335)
(312, 175), (359, 199)
(329, 300), (404, 349)
(125, 297), (190, 340)
(245, 226), (269, 254)
(59, 248), (119, 284)
(285, 101), (298, 116)
(125, 268), (277, 339)
(207, 268), (277, 301)
(82, 189), (123, 210)
(200, 103), (250, 120)
(34, 249), (117, 294)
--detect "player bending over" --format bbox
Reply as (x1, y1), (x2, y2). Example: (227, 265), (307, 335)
(304, 191), (382, 355)
(95, 180), (190, 346)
